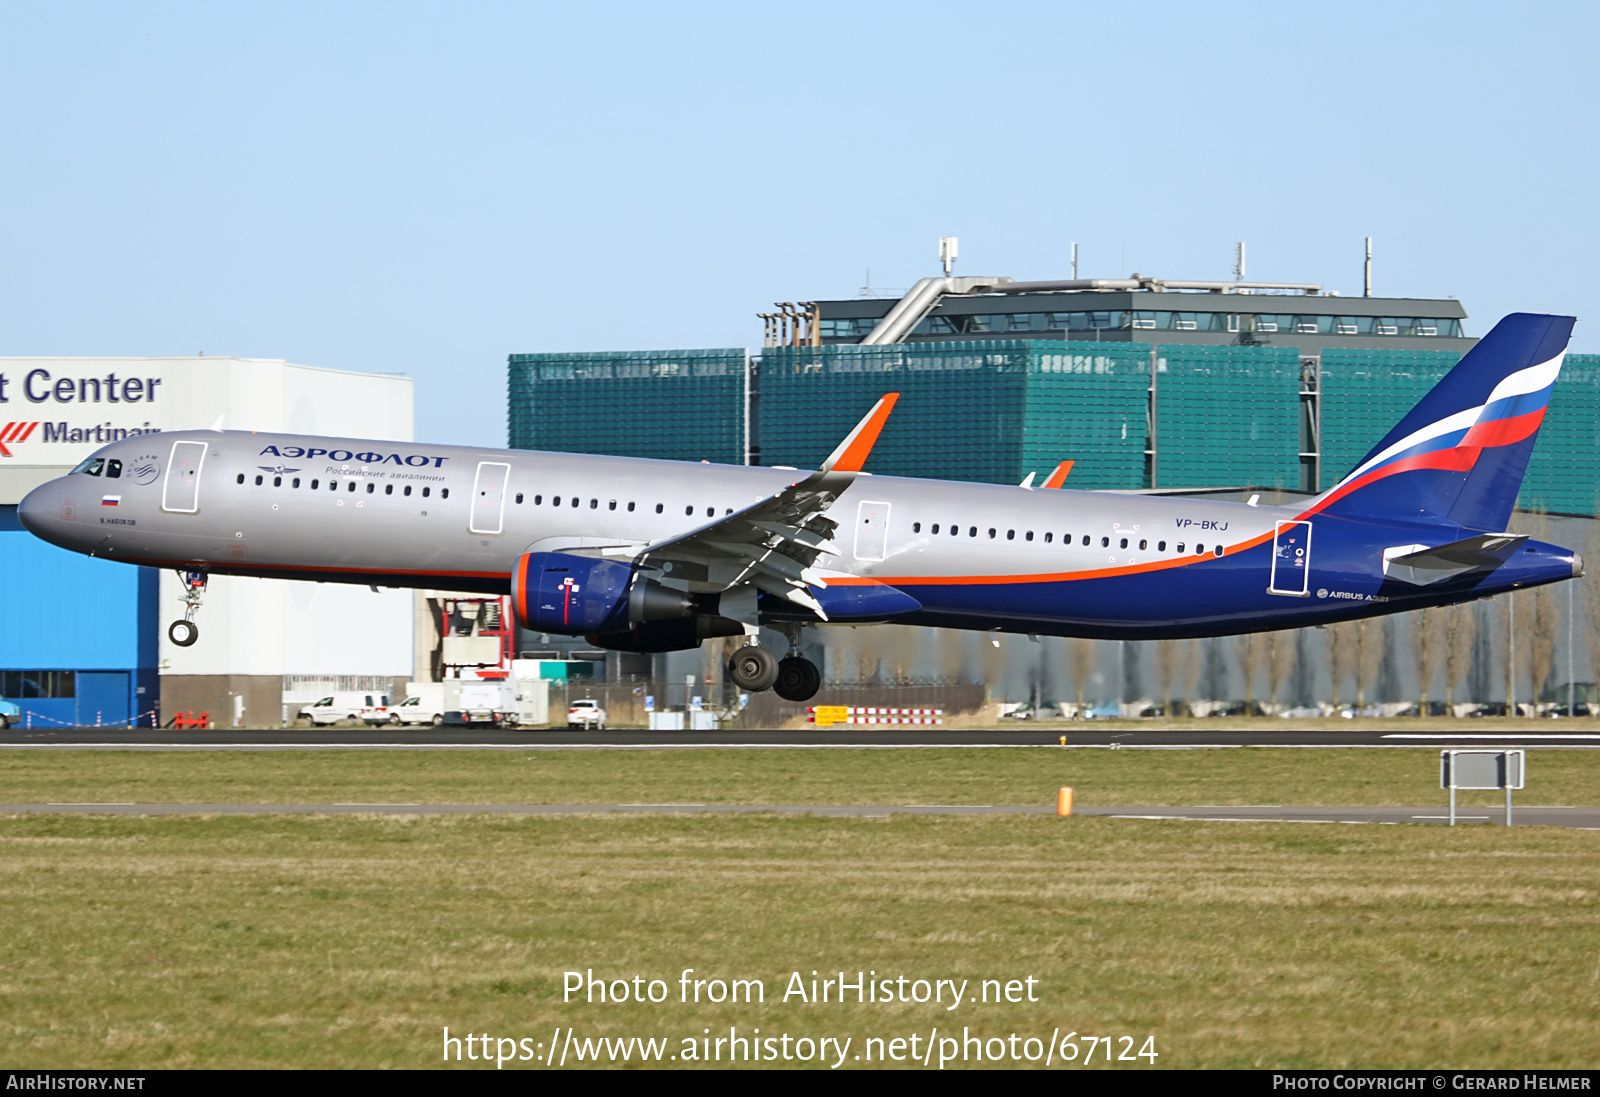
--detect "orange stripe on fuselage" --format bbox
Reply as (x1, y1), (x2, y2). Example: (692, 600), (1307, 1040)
(831, 527), (1277, 587)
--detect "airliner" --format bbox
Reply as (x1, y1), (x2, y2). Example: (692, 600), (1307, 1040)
(17, 313), (1581, 703)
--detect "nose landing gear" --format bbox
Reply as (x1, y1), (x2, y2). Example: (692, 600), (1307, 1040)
(168, 570), (207, 647)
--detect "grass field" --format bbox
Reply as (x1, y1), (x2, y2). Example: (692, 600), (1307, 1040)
(2, 746), (1597, 809)
(2, 748), (1598, 1070)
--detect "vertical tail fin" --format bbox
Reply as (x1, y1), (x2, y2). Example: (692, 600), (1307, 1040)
(1310, 312), (1574, 531)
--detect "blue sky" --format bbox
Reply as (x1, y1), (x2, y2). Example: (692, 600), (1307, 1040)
(1, 1), (1594, 445)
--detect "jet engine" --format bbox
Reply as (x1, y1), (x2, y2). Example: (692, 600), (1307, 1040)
(510, 551), (694, 636)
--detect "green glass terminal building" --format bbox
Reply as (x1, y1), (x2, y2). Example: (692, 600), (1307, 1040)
(510, 277), (1598, 513)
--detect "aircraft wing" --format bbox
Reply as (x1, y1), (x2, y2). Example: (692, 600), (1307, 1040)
(622, 394), (899, 621)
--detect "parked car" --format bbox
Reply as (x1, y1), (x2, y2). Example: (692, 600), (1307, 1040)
(390, 693), (446, 726)
(567, 699), (607, 730)
(0, 696), (19, 729)
(297, 693), (390, 726)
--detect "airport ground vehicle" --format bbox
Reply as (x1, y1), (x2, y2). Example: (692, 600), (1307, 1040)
(567, 699), (607, 730)
(390, 684), (446, 726)
(297, 692), (390, 726)
(19, 314), (1582, 706)
(0, 696), (19, 728)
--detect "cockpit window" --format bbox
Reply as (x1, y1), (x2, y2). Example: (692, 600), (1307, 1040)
(72, 458), (105, 476)
(105, 459), (122, 479)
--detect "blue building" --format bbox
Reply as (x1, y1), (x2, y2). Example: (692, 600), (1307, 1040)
(0, 504), (160, 728)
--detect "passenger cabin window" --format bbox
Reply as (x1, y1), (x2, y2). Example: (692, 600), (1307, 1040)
(1177, 542), (1185, 552)
(422, 487), (430, 498)
(1101, 536), (1109, 547)
(1158, 541), (1166, 551)
(1139, 539), (1147, 550)
(311, 479), (320, 489)
(590, 499), (598, 509)
(1214, 545), (1225, 557)
(608, 500), (616, 511)
(442, 489), (450, 499)
(405, 486), (413, 497)
(1025, 531), (1033, 541)
(913, 522), (922, 533)
(1006, 530), (1014, 540)
(1081, 535), (1090, 546)
(236, 473), (245, 484)
(1119, 538), (1128, 549)
(627, 502), (635, 512)
(386, 484), (393, 495)
(969, 526), (977, 537)
(274, 476), (282, 487)
(553, 496), (561, 506)
(515, 493), (523, 504)
(988, 528), (996, 539)
(366, 482), (375, 493)
(255, 475), (264, 486)
(348, 481), (356, 492)
(293, 478), (301, 488)
(655, 504), (663, 513)
(1044, 532), (1052, 543)
(685, 506), (694, 516)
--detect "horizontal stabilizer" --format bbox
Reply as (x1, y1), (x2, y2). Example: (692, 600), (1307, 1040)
(1382, 533), (1527, 586)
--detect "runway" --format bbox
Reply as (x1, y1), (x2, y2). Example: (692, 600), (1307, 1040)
(2, 801), (1593, 827)
(4, 726), (1600, 749)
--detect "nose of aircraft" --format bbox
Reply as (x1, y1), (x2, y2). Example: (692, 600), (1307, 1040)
(17, 478), (69, 541)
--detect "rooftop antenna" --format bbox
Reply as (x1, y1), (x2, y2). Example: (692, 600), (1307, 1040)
(939, 236), (958, 277)
(1234, 241), (1246, 282)
(1363, 236), (1373, 297)
(1070, 242), (1078, 280)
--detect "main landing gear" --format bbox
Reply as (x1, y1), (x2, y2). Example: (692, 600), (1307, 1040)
(727, 625), (822, 702)
(168, 570), (207, 647)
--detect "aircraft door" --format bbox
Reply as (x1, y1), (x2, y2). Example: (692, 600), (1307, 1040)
(469, 461), (511, 535)
(161, 440), (208, 514)
(1268, 520), (1312, 596)
(854, 500), (891, 562)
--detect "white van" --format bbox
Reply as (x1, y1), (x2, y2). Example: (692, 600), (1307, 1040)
(298, 692), (390, 726)
(392, 683), (446, 726)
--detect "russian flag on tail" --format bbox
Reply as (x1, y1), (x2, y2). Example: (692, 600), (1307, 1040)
(1308, 313), (1574, 533)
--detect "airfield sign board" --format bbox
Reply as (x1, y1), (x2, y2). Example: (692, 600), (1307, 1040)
(1440, 749), (1525, 826)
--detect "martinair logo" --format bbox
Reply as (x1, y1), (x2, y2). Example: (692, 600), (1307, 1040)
(0, 422), (41, 457)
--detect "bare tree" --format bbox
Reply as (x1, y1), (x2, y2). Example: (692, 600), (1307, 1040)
(1235, 632), (1267, 714)
(1442, 601), (1478, 713)
(1526, 585), (1559, 714)
(1267, 629), (1297, 713)
(1183, 638), (1203, 716)
(1069, 638), (1095, 719)
(1156, 639), (1180, 718)
(1414, 607), (1445, 717)
(1354, 618), (1386, 712)
(1582, 522), (1600, 717)
(1328, 620), (1355, 712)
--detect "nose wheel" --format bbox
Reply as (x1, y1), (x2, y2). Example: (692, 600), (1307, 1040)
(169, 569), (207, 647)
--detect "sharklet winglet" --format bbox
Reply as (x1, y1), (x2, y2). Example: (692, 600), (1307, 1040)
(818, 393), (899, 475)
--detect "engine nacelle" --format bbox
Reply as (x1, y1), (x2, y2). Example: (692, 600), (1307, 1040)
(510, 551), (692, 636)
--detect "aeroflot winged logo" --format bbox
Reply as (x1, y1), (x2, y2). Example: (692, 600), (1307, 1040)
(0, 422), (40, 457)
(259, 445), (449, 468)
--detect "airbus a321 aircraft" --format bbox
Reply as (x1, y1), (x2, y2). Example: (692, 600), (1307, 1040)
(17, 312), (1582, 703)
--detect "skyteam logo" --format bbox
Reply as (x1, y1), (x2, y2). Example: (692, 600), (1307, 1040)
(0, 422), (40, 457)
